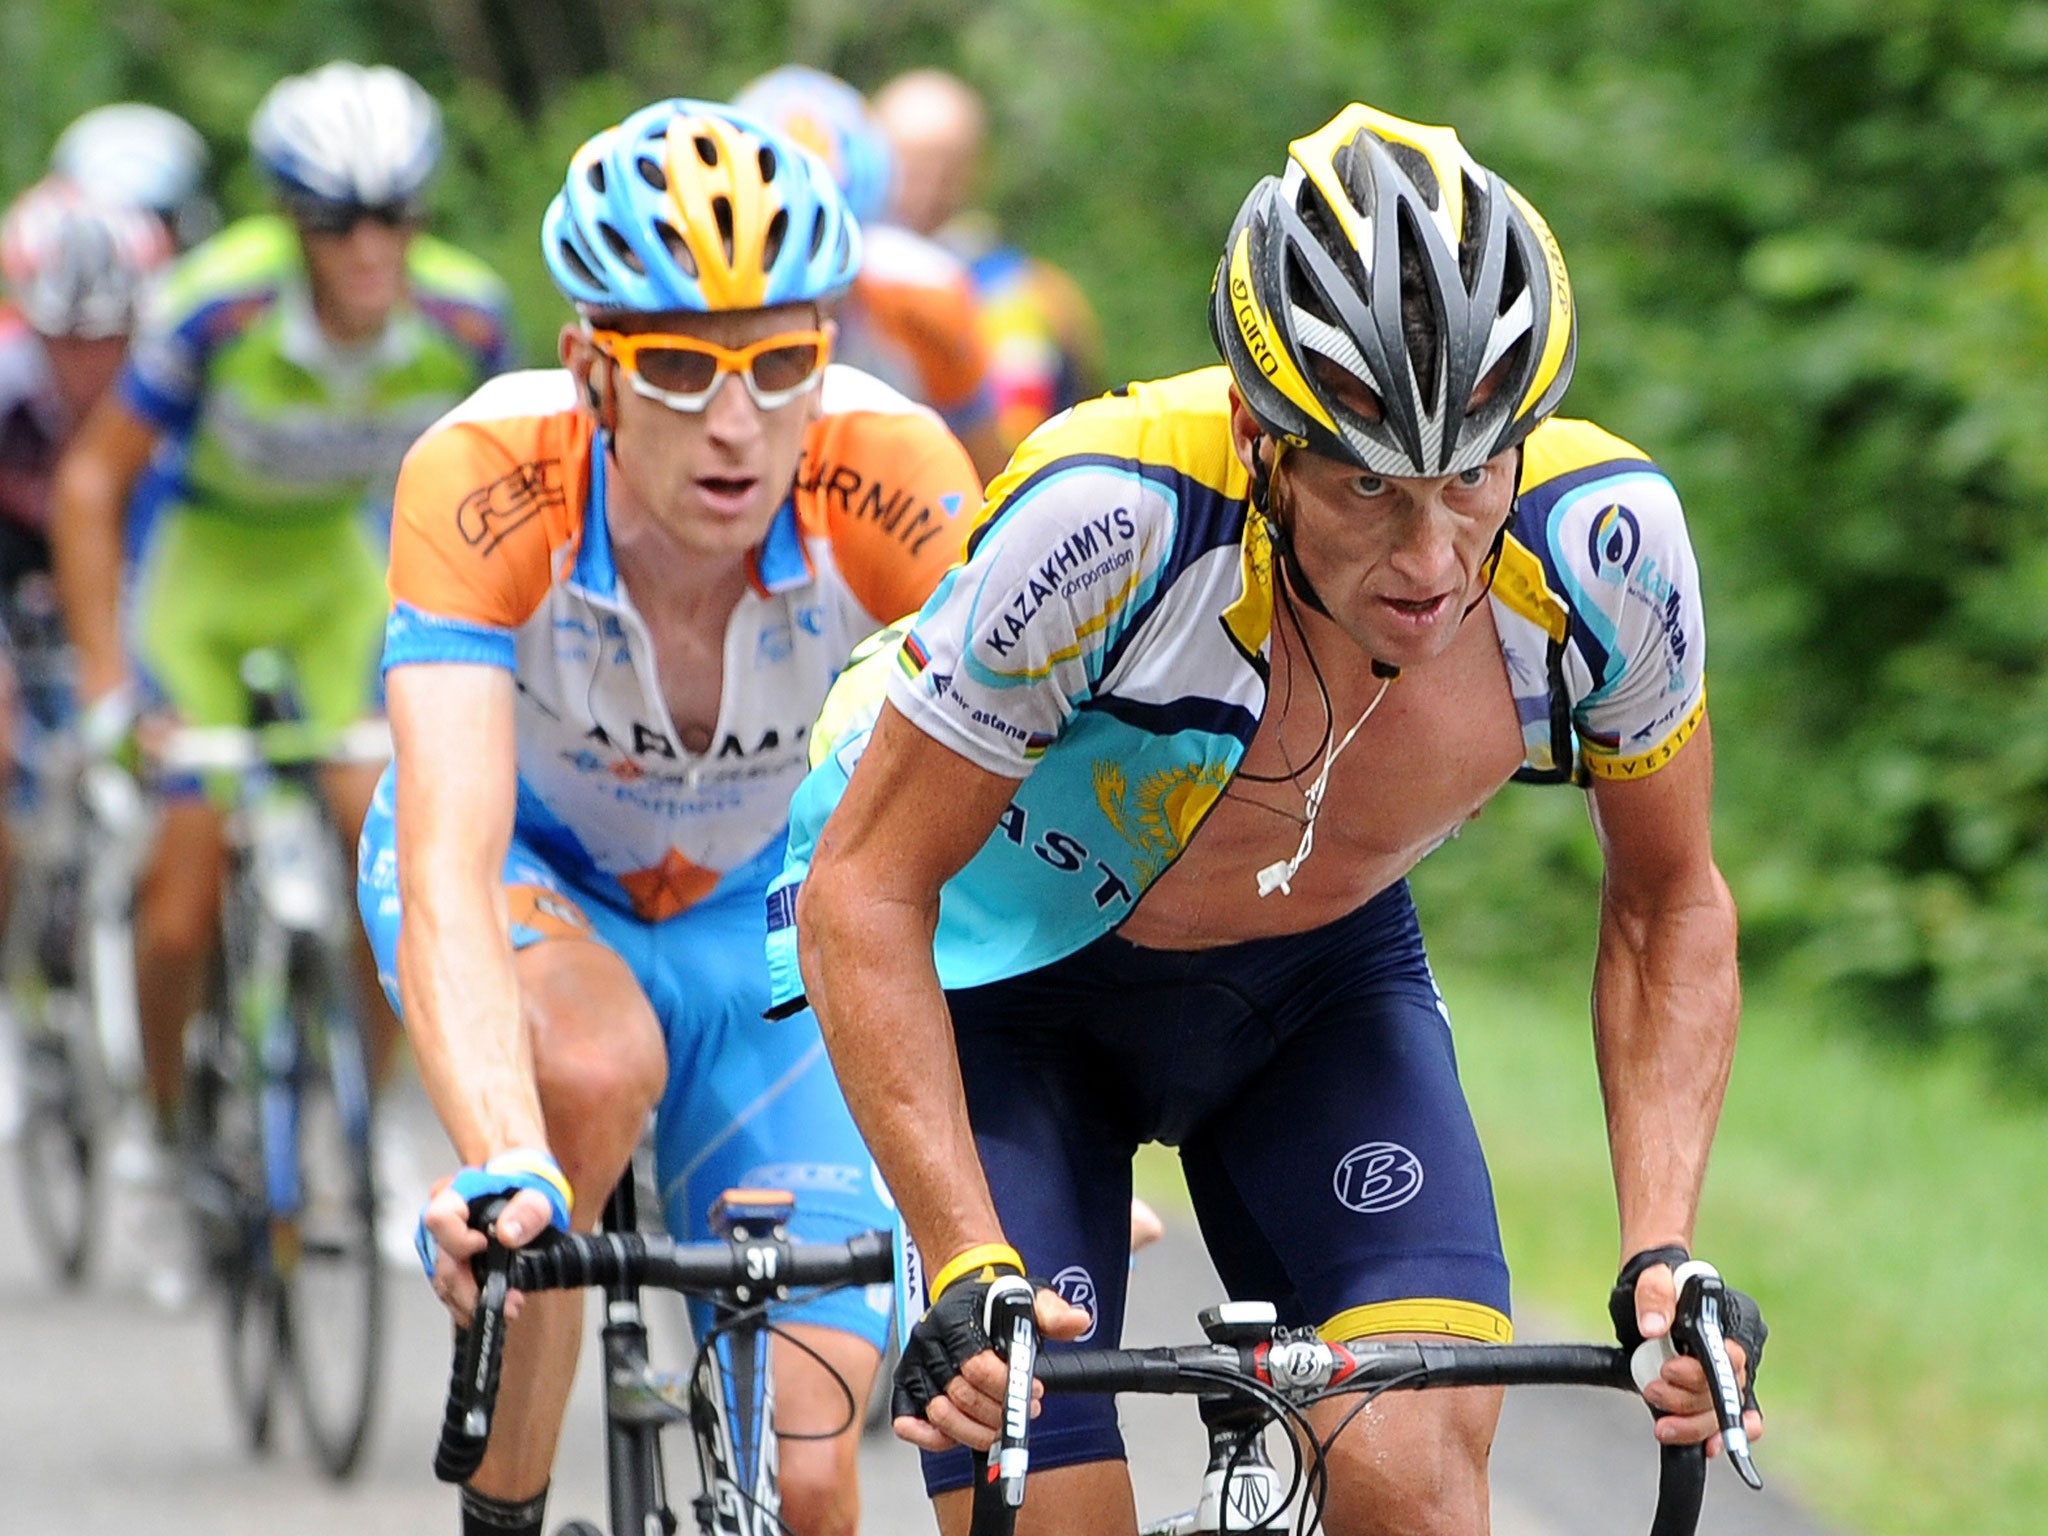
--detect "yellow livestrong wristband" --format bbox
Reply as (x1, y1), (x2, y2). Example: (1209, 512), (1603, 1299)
(929, 1242), (1024, 1302)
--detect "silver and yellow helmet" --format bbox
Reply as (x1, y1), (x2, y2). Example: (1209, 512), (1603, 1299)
(1210, 104), (1575, 477)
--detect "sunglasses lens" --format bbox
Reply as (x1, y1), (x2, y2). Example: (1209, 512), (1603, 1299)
(292, 198), (420, 235)
(633, 344), (721, 397)
(750, 339), (826, 395)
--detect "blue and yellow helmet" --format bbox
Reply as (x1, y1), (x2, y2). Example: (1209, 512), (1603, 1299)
(542, 98), (861, 314)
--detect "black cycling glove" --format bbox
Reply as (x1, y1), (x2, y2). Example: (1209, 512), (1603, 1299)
(1609, 1245), (1768, 1412)
(892, 1262), (1035, 1423)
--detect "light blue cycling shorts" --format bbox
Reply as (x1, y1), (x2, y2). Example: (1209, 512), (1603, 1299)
(357, 768), (895, 1352)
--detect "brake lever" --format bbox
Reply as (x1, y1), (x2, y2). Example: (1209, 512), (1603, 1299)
(1668, 1260), (1763, 1490)
(982, 1276), (1039, 1511)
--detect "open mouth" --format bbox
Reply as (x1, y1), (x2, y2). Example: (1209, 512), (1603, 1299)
(1380, 593), (1451, 624)
(695, 474), (759, 512)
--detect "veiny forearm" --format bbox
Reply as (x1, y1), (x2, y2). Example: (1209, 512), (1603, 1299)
(799, 861), (1004, 1270)
(1592, 862), (1740, 1260)
(398, 865), (546, 1165)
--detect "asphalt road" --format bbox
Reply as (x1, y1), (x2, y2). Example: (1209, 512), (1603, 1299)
(0, 1075), (1837, 1535)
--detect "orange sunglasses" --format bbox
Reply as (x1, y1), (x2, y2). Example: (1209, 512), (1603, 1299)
(586, 326), (833, 412)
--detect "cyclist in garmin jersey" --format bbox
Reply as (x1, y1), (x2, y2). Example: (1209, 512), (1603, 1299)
(775, 105), (1764, 1535)
(50, 63), (510, 1152)
(736, 65), (1011, 484)
(382, 100), (978, 1536)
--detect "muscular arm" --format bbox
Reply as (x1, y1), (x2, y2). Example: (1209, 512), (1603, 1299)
(1586, 713), (1740, 1263)
(795, 701), (1020, 1272)
(50, 396), (158, 701)
(388, 662), (546, 1162)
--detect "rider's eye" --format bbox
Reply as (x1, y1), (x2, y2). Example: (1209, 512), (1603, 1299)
(1457, 466), (1488, 488)
(1353, 475), (1388, 497)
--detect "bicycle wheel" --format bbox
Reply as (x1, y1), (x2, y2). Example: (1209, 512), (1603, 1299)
(13, 1020), (96, 1284)
(184, 994), (282, 1452)
(277, 933), (383, 1480)
(7, 848), (97, 1285)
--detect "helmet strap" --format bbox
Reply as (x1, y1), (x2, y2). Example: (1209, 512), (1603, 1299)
(1461, 444), (1527, 623)
(1251, 434), (1400, 681)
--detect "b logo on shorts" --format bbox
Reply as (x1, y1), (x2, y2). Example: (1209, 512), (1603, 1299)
(1051, 1265), (1099, 1341)
(1332, 1142), (1425, 1214)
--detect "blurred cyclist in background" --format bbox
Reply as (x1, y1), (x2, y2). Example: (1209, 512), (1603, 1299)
(736, 64), (1009, 482)
(0, 178), (171, 964)
(51, 102), (221, 253)
(874, 67), (1104, 451)
(49, 61), (511, 1294)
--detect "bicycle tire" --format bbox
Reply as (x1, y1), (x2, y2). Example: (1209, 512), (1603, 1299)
(278, 932), (383, 1480)
(183, 972), (282, 1455)
(7, 841), (98, 1286)
(13, 1031), (95, 1284)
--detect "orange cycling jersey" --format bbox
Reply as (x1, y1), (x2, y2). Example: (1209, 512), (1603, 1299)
(838, 224), (996, 435)
(382, 364), (978, 921)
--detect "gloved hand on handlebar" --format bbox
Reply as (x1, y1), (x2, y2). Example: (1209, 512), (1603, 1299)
(890, 1242), (1092, 1454)
(1609, 1245), (1767, 1456)
(415, 1147), (574, 1324)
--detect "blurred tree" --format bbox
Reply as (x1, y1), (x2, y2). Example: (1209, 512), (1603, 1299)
(9, 0), (2048, 1082)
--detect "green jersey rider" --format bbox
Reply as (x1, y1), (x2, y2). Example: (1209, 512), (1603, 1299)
(50, 62), (511, 1268)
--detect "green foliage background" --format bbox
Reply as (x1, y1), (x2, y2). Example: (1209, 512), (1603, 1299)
(11, 0), (2048, 1083)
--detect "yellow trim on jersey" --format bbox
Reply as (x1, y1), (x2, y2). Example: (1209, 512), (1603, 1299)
(1491, 533), (1568, 644)
(1219, 509), (1277, 665)
(1582, 684), (1708, 782)
(1521, 416), (1652, 484)
(1321, 1297), (1514, 1345)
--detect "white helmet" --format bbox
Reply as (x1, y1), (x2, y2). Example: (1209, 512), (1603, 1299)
(1, 178), (173, 338)
(250, 61), (442, 207)
(50, 102), (218, 249)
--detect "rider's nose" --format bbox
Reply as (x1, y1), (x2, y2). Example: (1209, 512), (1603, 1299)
(702, 370), (765, 444)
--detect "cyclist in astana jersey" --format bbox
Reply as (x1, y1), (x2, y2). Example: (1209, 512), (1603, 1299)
(383, 100), (978, 1536)
(49, 62), (510, 1150)
(736, 65), (1011, 483)
(776, 105), (1763, 1536)
(873, 68), (1105, 449)
(0, 180), (171, 930)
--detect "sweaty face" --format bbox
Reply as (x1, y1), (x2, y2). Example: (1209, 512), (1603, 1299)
(297, 217), (413, 342)
(1274, 444), (1519, 671)
(575, 303), (824, 560)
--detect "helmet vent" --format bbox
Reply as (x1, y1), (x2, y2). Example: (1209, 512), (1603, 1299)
(556, 237), (603, 293)
(1459, 174), (1487, 290)
(1383, 140), (1441, 210)
(757, 145), (778, 183)
(655, 220), (696, 278)
(712, 195), (736, 262)
(635, 155), (667, 192)
(694, 134), (720, 168)
(807, 211), (827, 260)
(597, 220), (645, 276)
(762, 207), (789, 269)
(585, 160), (607, 195)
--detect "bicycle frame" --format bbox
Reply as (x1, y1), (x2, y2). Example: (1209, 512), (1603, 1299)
(434, 1192), (895, 1536)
